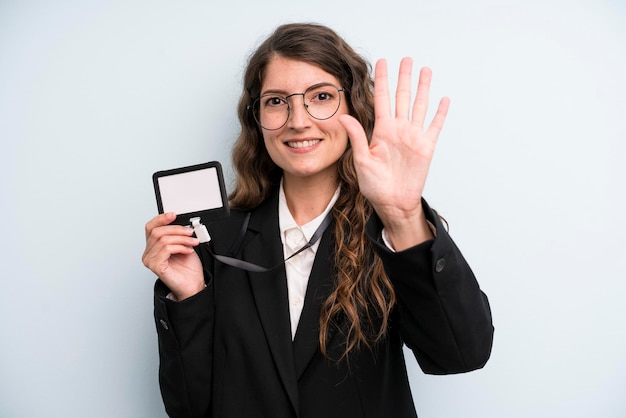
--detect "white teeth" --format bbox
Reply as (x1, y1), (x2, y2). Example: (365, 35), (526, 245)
(287, 139), (320, 149)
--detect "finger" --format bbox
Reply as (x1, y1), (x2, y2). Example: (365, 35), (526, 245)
(147, 226), (197, 247)
(145, 212), (177, 238)
(411, 67), (432, 128)
(426, 97), (450, 139)
(144, 241), (197, 263)
(142, 235), (199, 267)
(373, 59), (391, 120)
(339, 114), (370, 162)
(158, 233), (200, 248)
(395, 57), (413, 119)
(146, 224), (195, 247)
(145, 226), (196, 261)
(143, 244), (196, 273)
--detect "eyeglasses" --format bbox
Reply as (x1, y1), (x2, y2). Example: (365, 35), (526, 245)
(249, 83), (346, 131)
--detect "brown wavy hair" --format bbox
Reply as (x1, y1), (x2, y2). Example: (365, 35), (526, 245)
(229, 23), (395, 361)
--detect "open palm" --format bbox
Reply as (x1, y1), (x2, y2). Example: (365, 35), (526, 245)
(340, 58), (449, 229)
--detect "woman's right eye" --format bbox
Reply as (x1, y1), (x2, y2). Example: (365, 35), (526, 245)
(263, 96), (287, 107)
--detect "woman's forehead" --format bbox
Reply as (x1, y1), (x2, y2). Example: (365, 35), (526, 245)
(260, 56), (340, 93)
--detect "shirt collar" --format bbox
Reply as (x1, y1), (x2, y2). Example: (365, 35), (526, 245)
(278, 178), (340, 244)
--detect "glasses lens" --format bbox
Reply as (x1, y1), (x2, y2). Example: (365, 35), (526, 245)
(254, 95), (288, 130)
(304, 85), (341, 120)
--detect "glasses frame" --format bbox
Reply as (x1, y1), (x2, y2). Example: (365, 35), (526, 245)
(248, 83), (347, 131)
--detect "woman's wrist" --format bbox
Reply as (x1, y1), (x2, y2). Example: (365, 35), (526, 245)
(172, 281), (207, 302)
(377, 204), (434, 251)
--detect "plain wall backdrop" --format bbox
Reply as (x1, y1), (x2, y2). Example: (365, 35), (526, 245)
(1, 0), (625, 417)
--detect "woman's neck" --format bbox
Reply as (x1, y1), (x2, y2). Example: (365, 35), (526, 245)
(282, 173), (338, 226)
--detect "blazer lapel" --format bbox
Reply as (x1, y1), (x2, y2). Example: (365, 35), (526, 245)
(242, 192), (300, 414)
(292, 228), (335, 379)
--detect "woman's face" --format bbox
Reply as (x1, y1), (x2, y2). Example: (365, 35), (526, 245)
(259, 56), (349, 184)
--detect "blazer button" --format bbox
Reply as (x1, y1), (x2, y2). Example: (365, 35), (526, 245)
(435, 258), (446, 273)
(159, 319), (169, 330)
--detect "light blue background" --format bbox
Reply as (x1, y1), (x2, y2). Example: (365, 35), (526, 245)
(1, 0), (625, 417)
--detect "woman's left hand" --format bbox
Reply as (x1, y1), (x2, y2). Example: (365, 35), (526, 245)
(339, 57), (449, 250)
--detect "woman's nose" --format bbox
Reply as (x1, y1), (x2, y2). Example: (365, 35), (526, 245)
(286, 95), (312, 129)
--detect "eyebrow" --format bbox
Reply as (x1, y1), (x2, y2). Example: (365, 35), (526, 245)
(260, 81), (340, 96)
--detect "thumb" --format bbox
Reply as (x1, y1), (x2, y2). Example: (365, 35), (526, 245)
(339, 114), (369, 161)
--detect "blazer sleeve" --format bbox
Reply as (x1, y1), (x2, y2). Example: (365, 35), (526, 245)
(366, 200), (494, 375)
(153, 246), (215, 418)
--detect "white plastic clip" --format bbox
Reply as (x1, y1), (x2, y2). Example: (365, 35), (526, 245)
(190, 217), (211, 243)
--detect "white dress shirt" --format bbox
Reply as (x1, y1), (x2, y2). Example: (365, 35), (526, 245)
(278, 182), (340, 340)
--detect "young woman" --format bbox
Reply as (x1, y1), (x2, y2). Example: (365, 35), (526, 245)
(143, 22), (493, 418)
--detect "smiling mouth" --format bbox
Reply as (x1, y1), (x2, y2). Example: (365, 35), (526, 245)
(286, 139), (321, 149)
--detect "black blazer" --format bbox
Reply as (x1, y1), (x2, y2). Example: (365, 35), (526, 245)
(154, 191), (493, 418)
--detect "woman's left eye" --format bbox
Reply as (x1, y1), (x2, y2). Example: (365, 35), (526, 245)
(311, 91), (333, 102)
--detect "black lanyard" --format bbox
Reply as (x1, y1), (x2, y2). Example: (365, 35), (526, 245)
(206, 211), (333, 273)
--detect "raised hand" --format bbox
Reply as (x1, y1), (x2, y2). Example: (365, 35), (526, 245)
(339, 57), (450, 250)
